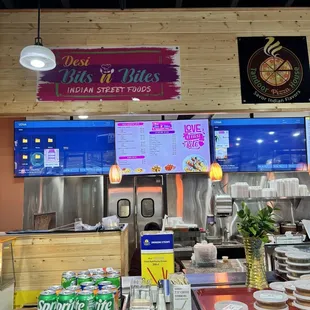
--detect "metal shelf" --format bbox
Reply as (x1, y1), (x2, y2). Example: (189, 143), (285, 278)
(232, 196), (310, 208)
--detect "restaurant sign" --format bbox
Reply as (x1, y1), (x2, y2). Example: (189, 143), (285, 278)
(37, 47), (181, 101)
(238, 36), (310, 104)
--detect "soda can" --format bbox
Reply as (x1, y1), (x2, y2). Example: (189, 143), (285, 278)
(37, 290), (57, 310)
(57, 289), (76, 310)
(80, 281), (95, 290)
(105, 285), (119, 310)
(67, 285), (81, 293)
(77, 274), (92, 286)
(78, 270), (91, 276)
(95, 290), (114, 310)
(85, 285), (99, 295)
(98, 281), (112, 291)
(106, 273), (121, 307)
(92, 274), (105, 285)
(76, 290), (95, 310)
(48, 285), (63, 296)
(61, 271), (77, 289)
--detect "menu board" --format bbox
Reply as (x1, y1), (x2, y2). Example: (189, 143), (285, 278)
(116, 119), (211, 175)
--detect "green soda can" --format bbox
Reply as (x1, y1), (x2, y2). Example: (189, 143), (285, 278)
(78, 270), (91, 276)
(95, 290), (114, 310)
(105, 273), (121, 307)
(61, 271), (76, 289)
(97, 281), (112, 291)
(37, 290), (57, 310)
(77, 274), (92, 286)
(57, 289), (76, 310)
(76, 290), (95, 310)
(92, 274), (105, 285)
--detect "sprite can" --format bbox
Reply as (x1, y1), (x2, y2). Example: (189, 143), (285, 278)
(67, 285), (81, 293)
(80, 281), (95, 290)
(78, 270), (91, 276)
(92, 274), (105, 285)
(77, 274), (92, 286)
(61, 271), (77, 289)
(48, 285), (63, 295)
(38, 290), (57, 310)
(105, 285), (118, 310)
(97, 281), (112, 291)
(57, 289), (76, 310)
(105, 273), (121, 307)
(84, 285), (98, 295)
(76, 290), (95, 310)
(95, 290), (114, 310)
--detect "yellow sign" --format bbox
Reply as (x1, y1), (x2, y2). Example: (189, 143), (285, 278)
(141, 252), (174, 285)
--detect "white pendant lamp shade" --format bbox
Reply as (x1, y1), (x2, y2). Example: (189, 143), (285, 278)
(109, 164), (123, 184)
(20, 45), (56, 71)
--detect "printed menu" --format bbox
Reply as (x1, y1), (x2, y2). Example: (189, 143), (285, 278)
(115, 120), (211, 174)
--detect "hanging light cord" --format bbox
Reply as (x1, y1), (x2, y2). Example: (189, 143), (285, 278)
(35, 0), (43, 46)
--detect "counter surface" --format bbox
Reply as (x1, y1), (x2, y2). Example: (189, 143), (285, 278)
(0, 236), (16, 243)
(183, 259), (246, 274)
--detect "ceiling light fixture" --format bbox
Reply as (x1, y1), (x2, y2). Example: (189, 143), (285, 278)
(78, 115), (89, 120)
(19, 0), (56, 71)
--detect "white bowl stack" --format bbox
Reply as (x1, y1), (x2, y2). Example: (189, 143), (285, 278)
(286, 252), (310, 280)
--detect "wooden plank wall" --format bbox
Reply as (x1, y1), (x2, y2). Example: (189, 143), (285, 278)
(3, 231), (128, 291)
(1, 8), (310, 116)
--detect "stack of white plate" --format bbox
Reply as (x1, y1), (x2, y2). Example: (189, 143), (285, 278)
(286, 252), (310, 280)
(274, 246), (295, 277)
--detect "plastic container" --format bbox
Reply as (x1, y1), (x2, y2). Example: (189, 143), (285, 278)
(293, 300), (310, 310)
(215, 301), (248, 310)
(275, 255), (288, 264)
(269, 282), (286, 292)
(301, 275), (310, 280)
(193, 241), (217, 267)
(253, 290), (288, 309)
(287, 253), (310, 264)
(288, 274), (300, 280)
(274, 246), (295, 257)
(295, 280), (310, 296)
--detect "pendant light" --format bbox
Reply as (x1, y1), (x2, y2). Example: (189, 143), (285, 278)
(19, 0), (56, 71)
(109, 164), (123, 184)
(209, 162), (223, 182)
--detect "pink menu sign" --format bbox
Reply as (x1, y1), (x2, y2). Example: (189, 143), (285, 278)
(37, 47), (181, 101)
(115, 119), (211, 175)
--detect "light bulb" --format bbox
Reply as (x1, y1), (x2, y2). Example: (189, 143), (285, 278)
(30, 59), (45, 68)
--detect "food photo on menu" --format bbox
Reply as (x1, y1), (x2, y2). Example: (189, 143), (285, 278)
(115, 119), (211, 175)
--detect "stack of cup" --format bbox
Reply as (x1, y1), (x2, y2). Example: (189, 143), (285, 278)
(293, 280), (310, 310)
(274, 246), (294, 277)
(253, 290), (288, 310)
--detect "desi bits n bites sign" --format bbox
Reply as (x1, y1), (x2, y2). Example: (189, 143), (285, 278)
(37, 47), (181, 101)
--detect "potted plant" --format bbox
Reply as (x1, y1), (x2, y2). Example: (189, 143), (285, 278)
(237, 202), (277, 289)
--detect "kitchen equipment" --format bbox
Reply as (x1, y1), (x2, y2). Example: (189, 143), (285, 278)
(206, 236), (222, 245)
(280, 222), (297, 235)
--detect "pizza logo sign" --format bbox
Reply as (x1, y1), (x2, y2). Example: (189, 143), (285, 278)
(247, 37), (303, 102)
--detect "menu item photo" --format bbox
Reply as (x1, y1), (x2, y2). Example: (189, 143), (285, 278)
(115, 119), (211, 175)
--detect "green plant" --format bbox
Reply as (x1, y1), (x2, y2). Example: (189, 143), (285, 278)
(237, 202), (277, 243)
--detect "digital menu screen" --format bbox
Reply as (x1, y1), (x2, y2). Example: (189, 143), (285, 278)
(14, 120), (115, 177)
(115, 119), (211, 175)
(211, 118), (307, 172)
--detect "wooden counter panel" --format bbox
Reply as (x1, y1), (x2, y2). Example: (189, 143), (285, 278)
(1, 9), (310, 115)
(3, 231), (128, 291)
